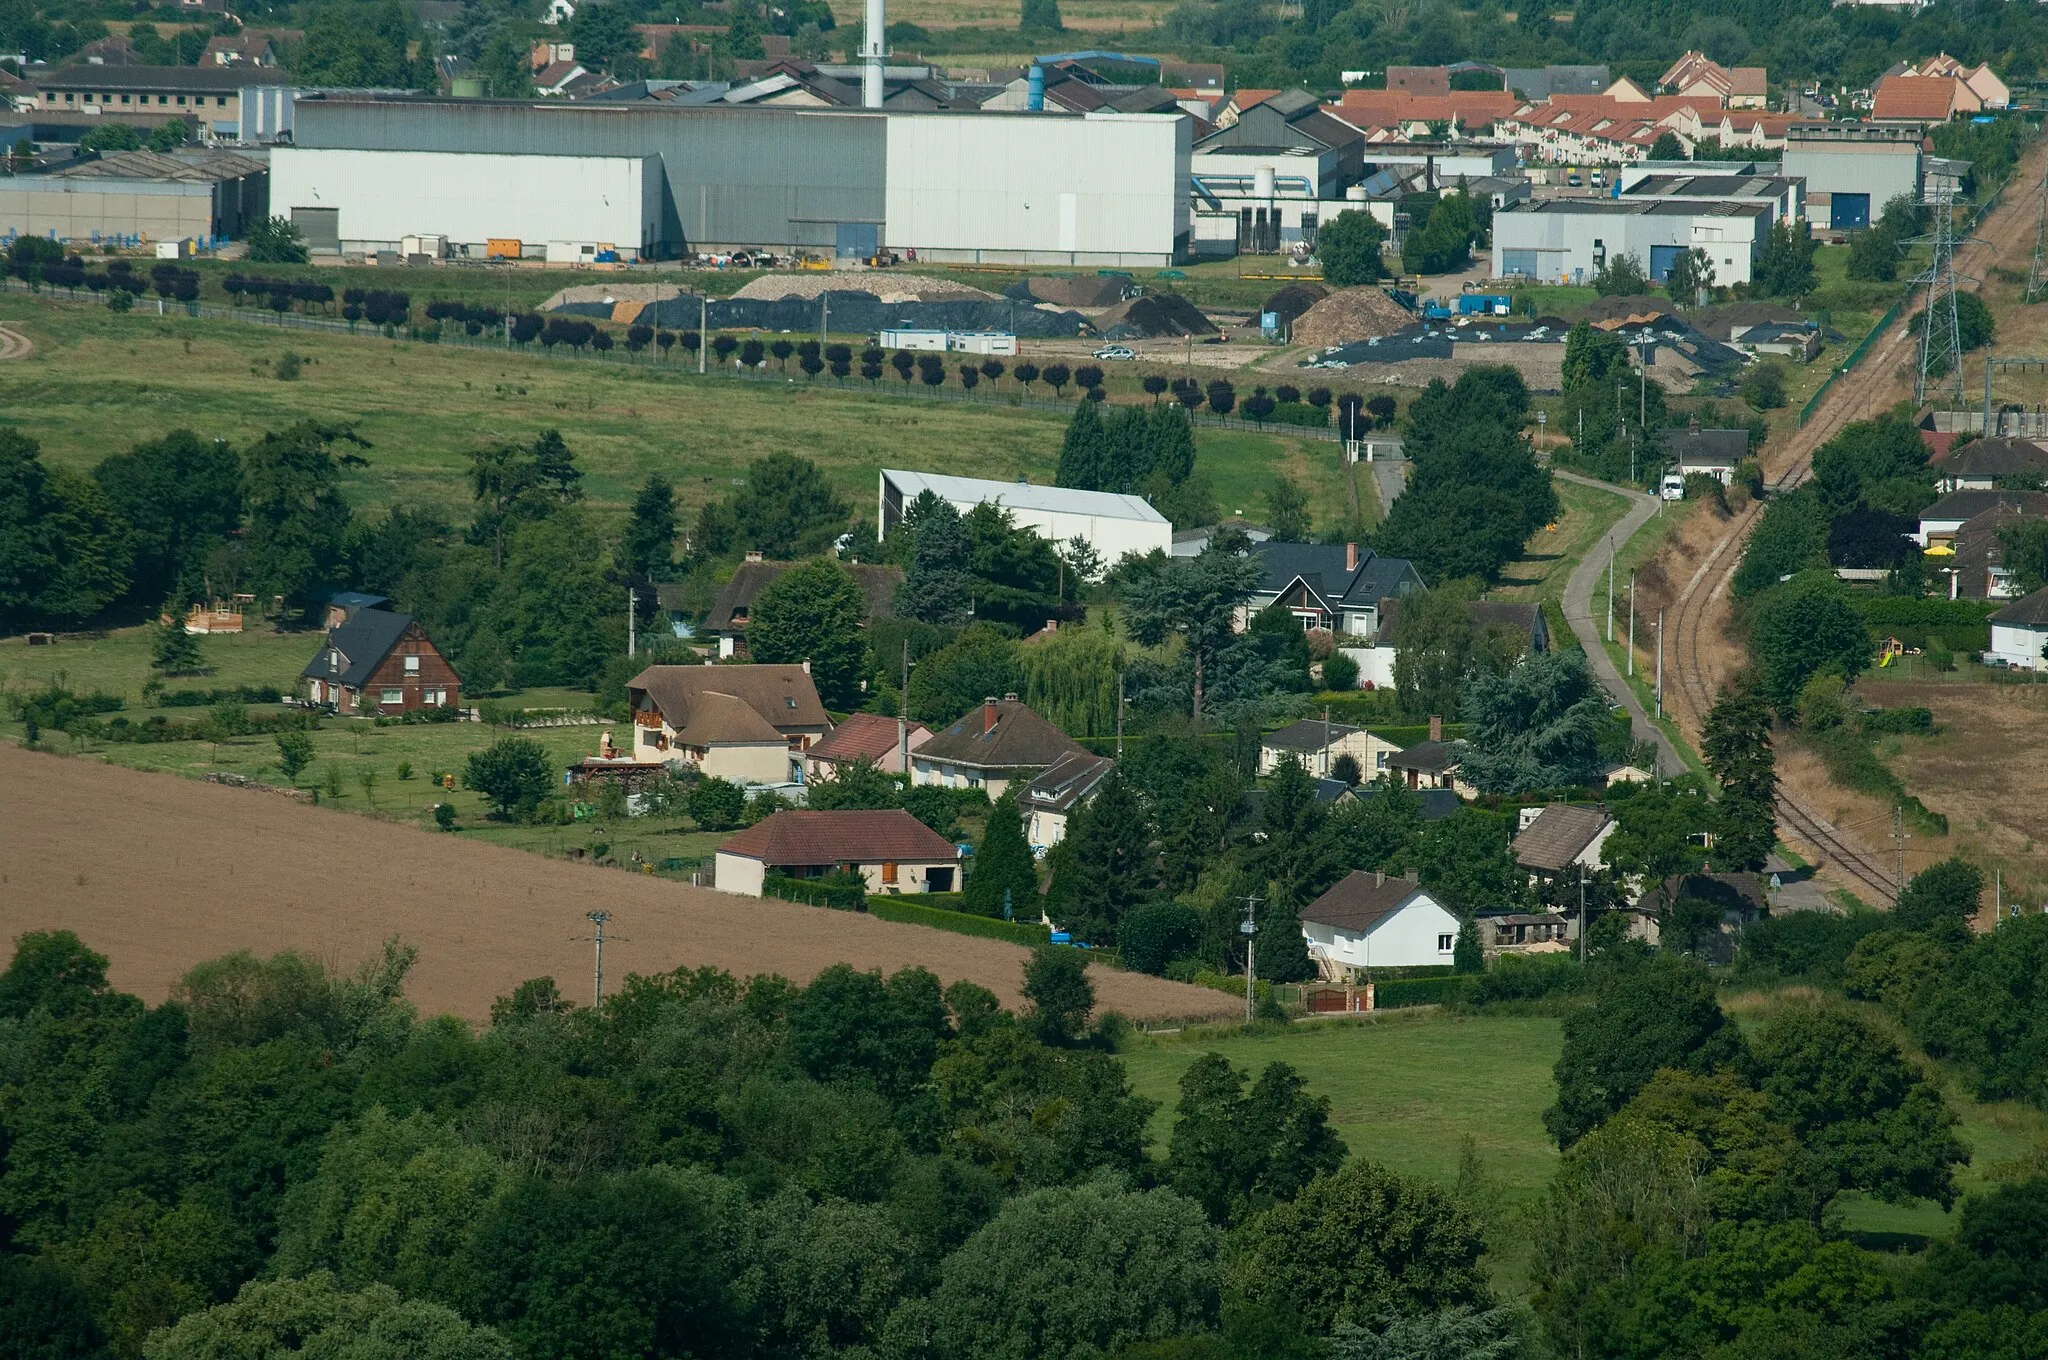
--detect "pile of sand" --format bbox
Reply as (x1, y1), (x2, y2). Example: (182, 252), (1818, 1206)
(730, 272), (998, 303)
(1579, 295), (1674, 325)
(540, 282), (684, 312)
(1290, 287), (1414, 347)
(1096, 293), (1217, 338)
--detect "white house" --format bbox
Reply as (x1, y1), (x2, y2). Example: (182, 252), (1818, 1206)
(1258, 718), (1404, 780)
(713, 809), (962, 897)
(1987, 588), (2048, 670)
(880, 469), (1173, 564)
(910, 696), (1089, 802)
(1298, 871), (1463, 979)
(1020, 751), (1116, 849)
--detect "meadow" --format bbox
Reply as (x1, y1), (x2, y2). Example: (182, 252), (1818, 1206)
(0, 294), (1363, 526)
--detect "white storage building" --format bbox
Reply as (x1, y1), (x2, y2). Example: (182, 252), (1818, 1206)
(1492, 199), (1771, 286)
(1781, 122), (1922, 231)
(267, 147), (665, 260)
(884, 111), (1189, 267)
(879, 469), (1172, 562)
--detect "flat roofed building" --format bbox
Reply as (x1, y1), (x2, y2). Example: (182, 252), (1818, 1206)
(0, 148), (267, 244)
(1491, 198), (1772, 286)
(879, 469), (1172, 563)
(1782, 122), (1921, 231)
(27, 63), (285, 139)
(1616, 170), (1803, 224)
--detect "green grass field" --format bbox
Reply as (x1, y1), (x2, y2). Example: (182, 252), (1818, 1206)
(0, 295), (1355, 526)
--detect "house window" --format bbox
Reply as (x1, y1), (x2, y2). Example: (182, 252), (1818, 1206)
(380, 689), (403, 705)
(177, 95), (187, 105)
(427, 689), (447, 706)
(404, 655), (420, 673)
(1436, 933), (1454, 952)
(217, 96), (227, 106)
(328, 649), (340, 670)
(882, 862), (899, 883)
(1375, 751), (1389, 769)
(641, 727), (660, 746)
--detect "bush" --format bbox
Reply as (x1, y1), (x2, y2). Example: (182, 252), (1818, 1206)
(1463, 952), (1588, 1005)
(1374, 976), (1470, 1009)
(687, 776), (746, 830)
(1736, 908), (1888, 985)
(1117, 901), (1203, 975)
(1860, 706), (1934, 735)
(765, 870), (867, 910)
(1321, 651), (1360, 691)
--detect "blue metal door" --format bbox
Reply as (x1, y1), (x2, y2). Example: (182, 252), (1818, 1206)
(835, 222), (879, 259)
(1831, 194), (1871, 230)
(1648, 244), (1684, 282)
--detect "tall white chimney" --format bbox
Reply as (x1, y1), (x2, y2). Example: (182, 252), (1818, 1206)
(861, 0), (886, 109)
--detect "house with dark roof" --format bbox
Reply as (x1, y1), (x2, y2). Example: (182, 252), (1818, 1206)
(1658, 427), (1749, 484)
(697, 554), (903, 658)
(1512, 804), (1614, 875)
(1502, 65), (1611, 100)
(302, 609), (460, 713)
(1934, 437), (2048, 493)
(1258, 718), (1403, 780)
(803, 711), (932, 779)
(911, 696), (1088, 800)
(1947, 504), (2038, 600)
(1021, 751), (1116, 848)
(1386, 717), (1476, 797)
(1917, 491), (2048, 550)
(1352, 782), (1462, 820)
(1299, 870), (1461, 977)
(1988, 586), (2048, 670)
(714, 809), (961, 897)
(1243, 541), (1427, 641)
(627, 663), (830, 782)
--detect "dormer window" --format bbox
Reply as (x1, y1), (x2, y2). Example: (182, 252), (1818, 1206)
(329, 649), (341, 670)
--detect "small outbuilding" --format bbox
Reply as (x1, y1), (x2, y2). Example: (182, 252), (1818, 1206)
(1988, 587), (2048, 670)
(1299, 870), (1462, 978)
(714, 808), (962, 897)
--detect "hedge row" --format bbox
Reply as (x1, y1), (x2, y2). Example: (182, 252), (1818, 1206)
(867, 898), (1051, 947)
(158, 685), (284, 708)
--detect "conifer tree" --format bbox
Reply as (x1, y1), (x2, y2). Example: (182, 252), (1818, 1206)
(1046, 772), (1154, 943)
(965, 792), (1038, 918)
(1055, 400), (1106, 490)
(1702, 677), (1776, 871)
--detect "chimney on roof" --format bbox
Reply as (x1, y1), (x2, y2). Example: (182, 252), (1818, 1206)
(1346, 541), (1358, 571)
(1688, 414), (1700, 433)
(745, 550), (764, 563)
(1429, 714), (1443, 741)
(801, 659), (811, 674)
(1003, 691), (1018, 701)
(1375, 870), (1384, 887)
(983, 696), (997, 733)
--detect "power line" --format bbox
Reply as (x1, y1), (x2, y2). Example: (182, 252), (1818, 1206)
(1913, 180), (1975, 408)
(2027, 160), (2048, 305)
(573, 910), (627, 1010)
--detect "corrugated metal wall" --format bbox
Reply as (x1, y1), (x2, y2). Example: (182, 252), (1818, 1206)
(292, 99), (885, 253)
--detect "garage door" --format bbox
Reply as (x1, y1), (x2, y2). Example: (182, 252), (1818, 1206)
(1500, 249), (1541, 278)
(291, 207), (340, 253)
(1830, 193), (1871, 231)
(1648, 244), (1684, 282)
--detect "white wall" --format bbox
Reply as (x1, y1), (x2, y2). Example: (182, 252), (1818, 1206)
(699, 741), (794, 784)
(1339, 645), (1398, 690)
(1990, 621), (2048, 669)
(1302, 892), (1462, 973)
(714, 852), (767, 896)
(269, 148), (663, 258)
(885, 112), (1190, 265)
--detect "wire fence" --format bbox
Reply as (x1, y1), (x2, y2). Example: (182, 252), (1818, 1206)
(0, 276), (1368, 443)
(1798, 298), (1905, 428)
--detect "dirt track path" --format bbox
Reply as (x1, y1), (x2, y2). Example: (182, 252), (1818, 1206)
(1661, 147), (2048, 899)
(0, 747), (1241, 1025)
(0, 325), (32, 360)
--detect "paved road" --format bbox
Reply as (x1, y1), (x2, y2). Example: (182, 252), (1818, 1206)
(1554, 468), (1685, 777)
(1366, 454), (1408, 517)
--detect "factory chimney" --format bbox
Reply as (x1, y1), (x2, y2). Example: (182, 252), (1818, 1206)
(1027, 63), (1045, 111)
(861, 0), (887, 108)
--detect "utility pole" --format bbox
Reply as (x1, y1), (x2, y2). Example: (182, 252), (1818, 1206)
(627, 586), (636, 658)
(1894, 805), (1906, 895)
(579, 910), (619, 1010)
(1578, 872), (1587, 964)
(1238, 896), (1262, 1023)
(1116, 670), (1125, 761)
(821, 292), (829, 345)
(1322, 704), (1331, 777)
(1628, 572), (1636, 676)
(698, 293), (708, 375)
(1606, 538), (1614, 642)
(1639, 367), (1645, 429)
(1654, 610), (1664, 720)
(898, 637), (910, 774)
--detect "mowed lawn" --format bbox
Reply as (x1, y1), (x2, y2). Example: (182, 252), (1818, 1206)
(0, 297), (1352, 524)
(1121, 1012), (1565, 1203)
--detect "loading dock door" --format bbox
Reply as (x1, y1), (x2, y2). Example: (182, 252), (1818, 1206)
(291, 207), (340, 253)
(835, 222), (878, 259)
(1648, 244), (1684, 282)
(1831, 193), (1871, 231)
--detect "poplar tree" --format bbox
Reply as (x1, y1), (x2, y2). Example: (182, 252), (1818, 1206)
(1702, 677), (1777, 872)
(964, 792), (1038, 918)
(1055, 400), (1105, 491)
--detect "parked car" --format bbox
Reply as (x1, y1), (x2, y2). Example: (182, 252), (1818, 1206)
(1566, 171), (1583, 187)
(1092, 345), (1137, 360)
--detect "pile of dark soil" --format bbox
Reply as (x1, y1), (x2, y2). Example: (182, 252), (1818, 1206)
(1096, 292), (1218, 339)
(1261, 282), (1329, 327)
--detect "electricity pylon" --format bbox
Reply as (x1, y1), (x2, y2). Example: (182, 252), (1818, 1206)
(1913, 182), (1970, 408)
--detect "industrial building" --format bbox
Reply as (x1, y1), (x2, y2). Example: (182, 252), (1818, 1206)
(1781, 122), (1921, 230)
(878, 469), (1172, 562)
(1615, 163), (1803, 224)
(21, 66), (294, 141)
(268, 149), (663, 259)
(1491, 199), (1771, 285)
(0, 149), (267, 246)
(281, 96), (1190, 265)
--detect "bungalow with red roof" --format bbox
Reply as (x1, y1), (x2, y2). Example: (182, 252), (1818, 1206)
(714, 808), (962, 896)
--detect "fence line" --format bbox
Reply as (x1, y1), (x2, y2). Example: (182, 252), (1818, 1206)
(1799, 297), (1905, 428)
(0, 277), (1355, 442)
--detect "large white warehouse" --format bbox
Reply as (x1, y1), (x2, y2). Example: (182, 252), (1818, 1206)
(879, 469), (1172, 562)
(268, 148), (665, 260)
(1492, 199), (1771, 286)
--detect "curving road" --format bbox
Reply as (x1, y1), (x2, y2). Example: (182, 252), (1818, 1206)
(1554, 469), (1685, 776)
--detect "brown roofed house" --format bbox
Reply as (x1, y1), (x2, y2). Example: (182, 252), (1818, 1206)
(1933, 437), (2048, 492)
(911, 695), (1088, 800)
(714, 808), (961, 897)
(701, 554), (904, 658)
(1512, 804), (1615, 875)
(804, 710), (933, 779)
(1871, 75), (1959, 125)
(1298, 871), (1462, 978)
(1020, 751), (1116, 848)
(627, 663), (831, 783)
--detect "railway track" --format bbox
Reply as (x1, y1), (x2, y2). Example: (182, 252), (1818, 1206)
(1662, 148), (2047, 905)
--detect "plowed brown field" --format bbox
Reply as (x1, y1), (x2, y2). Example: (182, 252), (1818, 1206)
(0, 747), (1241, 1024)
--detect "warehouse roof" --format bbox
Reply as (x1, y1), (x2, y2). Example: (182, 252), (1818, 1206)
(39, 63), (286, 93)
(882, 470), (1169, 525)
(1499, 199), (1773, 220)
(44, 149), (267, 182)
(1622, 174), (1799, 201)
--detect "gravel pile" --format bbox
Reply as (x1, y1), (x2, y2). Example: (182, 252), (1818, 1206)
(1290, 287), (1415, 347)
(731, 272), (997, 303)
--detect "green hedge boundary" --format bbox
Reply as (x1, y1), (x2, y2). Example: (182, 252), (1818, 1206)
(868, 898), (1051, 947)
